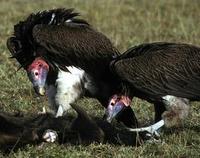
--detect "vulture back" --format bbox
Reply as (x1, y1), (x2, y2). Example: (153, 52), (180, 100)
(7, 8), (119, 78)
(110, 42), (200, 100)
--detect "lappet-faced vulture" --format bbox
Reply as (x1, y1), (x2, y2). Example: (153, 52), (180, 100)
(106, 42), (200, 132)
(7, 8), (138, 128)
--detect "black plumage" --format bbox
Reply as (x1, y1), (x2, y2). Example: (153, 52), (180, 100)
(8, 8), (198, 128)
(111, 42), (200, 101)
(109, 42), (200, 126)
(7, 8), (118, 77)
(7, 8), (138, 128)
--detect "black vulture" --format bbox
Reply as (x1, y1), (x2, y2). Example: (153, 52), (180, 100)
(7, 8), (137, 128)
(106, 42), (200, 129)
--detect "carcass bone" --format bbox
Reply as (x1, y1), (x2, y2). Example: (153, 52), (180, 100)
(126, 119), (165, 136)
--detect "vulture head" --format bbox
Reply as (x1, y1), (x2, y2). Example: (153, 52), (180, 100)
(104, 42), (200, 132)
(7, 8), (83, 95)
(106, 94), (132, 122)
(27, 57), (49, 95)
(7, 8), (138, 128)
(7, 8), (119, 97)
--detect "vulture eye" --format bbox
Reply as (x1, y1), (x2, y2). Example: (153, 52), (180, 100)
(110, 99), (117, 106)
(34, 70), (39, 76)
(110, 102), (115, 106)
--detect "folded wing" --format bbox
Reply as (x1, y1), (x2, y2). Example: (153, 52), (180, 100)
(111, 42), (200, 100)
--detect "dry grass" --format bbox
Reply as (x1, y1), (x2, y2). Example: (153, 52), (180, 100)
(0, 0), (200, 157)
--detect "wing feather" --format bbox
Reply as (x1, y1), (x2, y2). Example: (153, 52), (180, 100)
(111, 43), (200, 100)
(32, 24), (118, 69)
(32, 23), (119, 77)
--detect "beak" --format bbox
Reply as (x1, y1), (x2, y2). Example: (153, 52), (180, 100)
(105, 101), (126, 123)
(34, 86), (46, 96)
(28, 68), (48, 96)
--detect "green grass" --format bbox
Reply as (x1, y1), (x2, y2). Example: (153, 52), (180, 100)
(0, 0), (200, 157)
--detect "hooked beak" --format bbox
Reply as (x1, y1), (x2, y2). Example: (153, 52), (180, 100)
(28, 68), (48, 96)
(105, 101), (126, 123)
(34, 86), (46, 96)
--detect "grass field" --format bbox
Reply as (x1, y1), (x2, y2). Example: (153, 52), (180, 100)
(0, 0), (200, 157)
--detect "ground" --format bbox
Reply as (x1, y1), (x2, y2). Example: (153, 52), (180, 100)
(0, 0), (200, 157)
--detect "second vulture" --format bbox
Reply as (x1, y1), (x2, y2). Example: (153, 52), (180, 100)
(106, 42), (200, 128)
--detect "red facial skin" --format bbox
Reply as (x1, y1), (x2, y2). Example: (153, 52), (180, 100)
(27, 57), (49, 74)
(27, 57), (49, 95)
(106, 94), (132, 122)
(109, 94), (132, 107)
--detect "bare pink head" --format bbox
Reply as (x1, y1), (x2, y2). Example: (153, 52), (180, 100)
(27, 57), (49, 95)
(105, 94), (132, 122)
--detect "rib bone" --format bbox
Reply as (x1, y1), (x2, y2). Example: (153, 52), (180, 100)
(126, 119), (165, 134)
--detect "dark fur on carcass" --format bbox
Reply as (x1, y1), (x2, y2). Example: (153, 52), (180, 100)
(0, 104), (147, 154)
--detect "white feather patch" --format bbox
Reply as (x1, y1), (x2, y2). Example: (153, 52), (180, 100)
(54, 66), (85, 117)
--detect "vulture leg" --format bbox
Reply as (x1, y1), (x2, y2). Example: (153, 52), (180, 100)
(154, 102), (166, 123)
(123, 96), (190, 137)
(47, 69), (84, 117)
(46, 82), (81, 117)
(162, 95), (190, 128)
(124, 103), (165, 137)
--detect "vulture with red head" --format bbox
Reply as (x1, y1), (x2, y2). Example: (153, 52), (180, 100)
(106, 42), (200, 130)
(7, 8), (138, 128)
